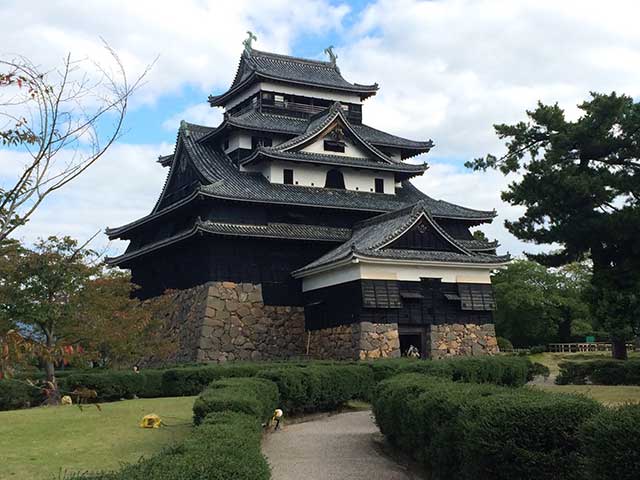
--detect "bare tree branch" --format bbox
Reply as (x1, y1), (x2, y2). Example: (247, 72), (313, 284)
(0, 41), (155, 243)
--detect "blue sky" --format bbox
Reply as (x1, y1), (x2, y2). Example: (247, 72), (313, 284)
(2, 0), (640, 258)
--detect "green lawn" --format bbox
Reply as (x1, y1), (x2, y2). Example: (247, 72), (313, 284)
(528, 352), (640, 405)
(0, 396), (196, 480)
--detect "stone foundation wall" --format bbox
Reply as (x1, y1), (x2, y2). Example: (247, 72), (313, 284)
(306, 322), (401, 360)
(163, 281), (305, 363)
(429, 323), (499, 359)
(353, 322), (401, 360)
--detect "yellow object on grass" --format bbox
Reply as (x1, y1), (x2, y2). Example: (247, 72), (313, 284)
(140, 414), (162, 429)
(61, 395), (73, 405)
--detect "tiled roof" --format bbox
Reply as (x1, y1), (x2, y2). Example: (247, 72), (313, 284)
(457, 239), (499, 251)
(293, 200), (509, 275)
(201, 109), (433, 156)
(209, 49), (378, 106)
(241, 149), (427, 175)
(106, 220), (350, 265)
(106, 122), (495, 238)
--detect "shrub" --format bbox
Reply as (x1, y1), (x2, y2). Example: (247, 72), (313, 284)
(529, 345), (547, 354)
(0, 379), (43, 411)
(61, 371), (150, 401)
(462, 390), (602, 480)
(373, 373), (603, 480)
(557, 359), (640, 385)
(192, 377), (279, 425)
(160, 363), (269, 396)
(257, 363), (374, 413)
(497, 336), (513, 352)
(372, 373), (505, 478)
(65, 411), (270, 480)
(580, 404), (640, 480)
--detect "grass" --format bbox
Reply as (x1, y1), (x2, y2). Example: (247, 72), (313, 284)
(528, 352), (640, 405)
(529, 351), (640, 377)
(0, 396), (196, 480)
(533, 384), (640, 406)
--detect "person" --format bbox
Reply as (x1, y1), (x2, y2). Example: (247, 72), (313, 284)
(133, 365), (140, 374)
(407, 344), (420, 358)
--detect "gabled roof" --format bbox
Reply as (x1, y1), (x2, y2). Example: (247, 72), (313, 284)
(238, 102), (428, 178)
(209, 49), (379, 107)
(241, 149), (428, 177)
(293, 200), (510, 276)
(106, 122), (496, 238)
(106, 219), (351, 266)
(199, 109), (434, 159)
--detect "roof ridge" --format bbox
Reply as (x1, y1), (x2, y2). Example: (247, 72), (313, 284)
(251, 49), (335, 68)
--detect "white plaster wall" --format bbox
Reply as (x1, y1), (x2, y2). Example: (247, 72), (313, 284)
(301, 261), (494, 292)
(224, 132), (252, 153)
(264, 161), (395, 193)
(224, 81), (363, 110)
(303, 136), (368, 158)
(343, 169), (394, 193)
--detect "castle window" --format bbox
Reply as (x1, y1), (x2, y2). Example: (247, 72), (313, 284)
(324, 169), (345, 189)
(324, 140), (345, 153)
(251, 136), (272, 149)
(375, 178), (384, 193)
(283, 169), (294, 185)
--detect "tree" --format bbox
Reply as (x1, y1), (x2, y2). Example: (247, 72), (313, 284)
(0, 43), (152, 242)
(0, 236), (175, 395)
(468, 92), (640, 358)
(492, 259), (591, 347)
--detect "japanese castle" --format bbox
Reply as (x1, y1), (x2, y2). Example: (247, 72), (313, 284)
(107, 35), (509, 361)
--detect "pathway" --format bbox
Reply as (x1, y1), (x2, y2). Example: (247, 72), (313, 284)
(262, 410), (421, 480)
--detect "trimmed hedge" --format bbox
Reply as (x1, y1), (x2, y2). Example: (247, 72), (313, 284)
(373, 373), (604, 480)
(557, 359), (640, 385)
(580, 404), (640, 480)
(462, 390), (602, 480)
(365, 355), (534, 387)
(373, 374), (506, 478)
(192, 377), (279, 424)
(0, 379), (43, 410)
(257, 363), (374, 413)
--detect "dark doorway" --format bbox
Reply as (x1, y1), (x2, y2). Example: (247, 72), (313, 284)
(324, 169), (346, 189)
(399, 325), (429, 358)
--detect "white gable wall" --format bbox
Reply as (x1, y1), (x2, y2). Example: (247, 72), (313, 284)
(302, 136), (369, 158)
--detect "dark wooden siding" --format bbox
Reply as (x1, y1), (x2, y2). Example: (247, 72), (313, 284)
(385, 217), (457, 252)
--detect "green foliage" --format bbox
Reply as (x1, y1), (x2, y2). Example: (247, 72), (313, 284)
(468, 92), (640, 356)
(580, 404), (640, 480)
(492, 259), (592, 347)
(0, 379), (42, 410)
(160, 363), (268, 396)
(257, 363), (374, 413)
(373, 373), (603, 480)
(61, 370), (165, 401)
(496, 336), (513, 351)
(557, 359), (640, 385)
(372, 374), (505, 478)
(65, 411), (270, 480)
(462, 390), (602, 480)
(192, 377), (278, 424)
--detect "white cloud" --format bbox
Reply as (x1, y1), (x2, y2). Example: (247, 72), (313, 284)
(5, 143), (171, 257)
(0, 0), (350, 106)
(5, 0), (640, 258)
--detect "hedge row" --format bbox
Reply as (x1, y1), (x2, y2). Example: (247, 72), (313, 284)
(373, 373), (640, 480)
(557, 359), (640, 385)
(1, 356), (538, 411)
(257, 363), (374, 413)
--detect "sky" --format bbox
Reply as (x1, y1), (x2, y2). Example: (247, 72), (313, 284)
(2, 0), (640, 259)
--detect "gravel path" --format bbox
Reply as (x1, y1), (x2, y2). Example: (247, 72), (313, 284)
(262, 410), (421, 480)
